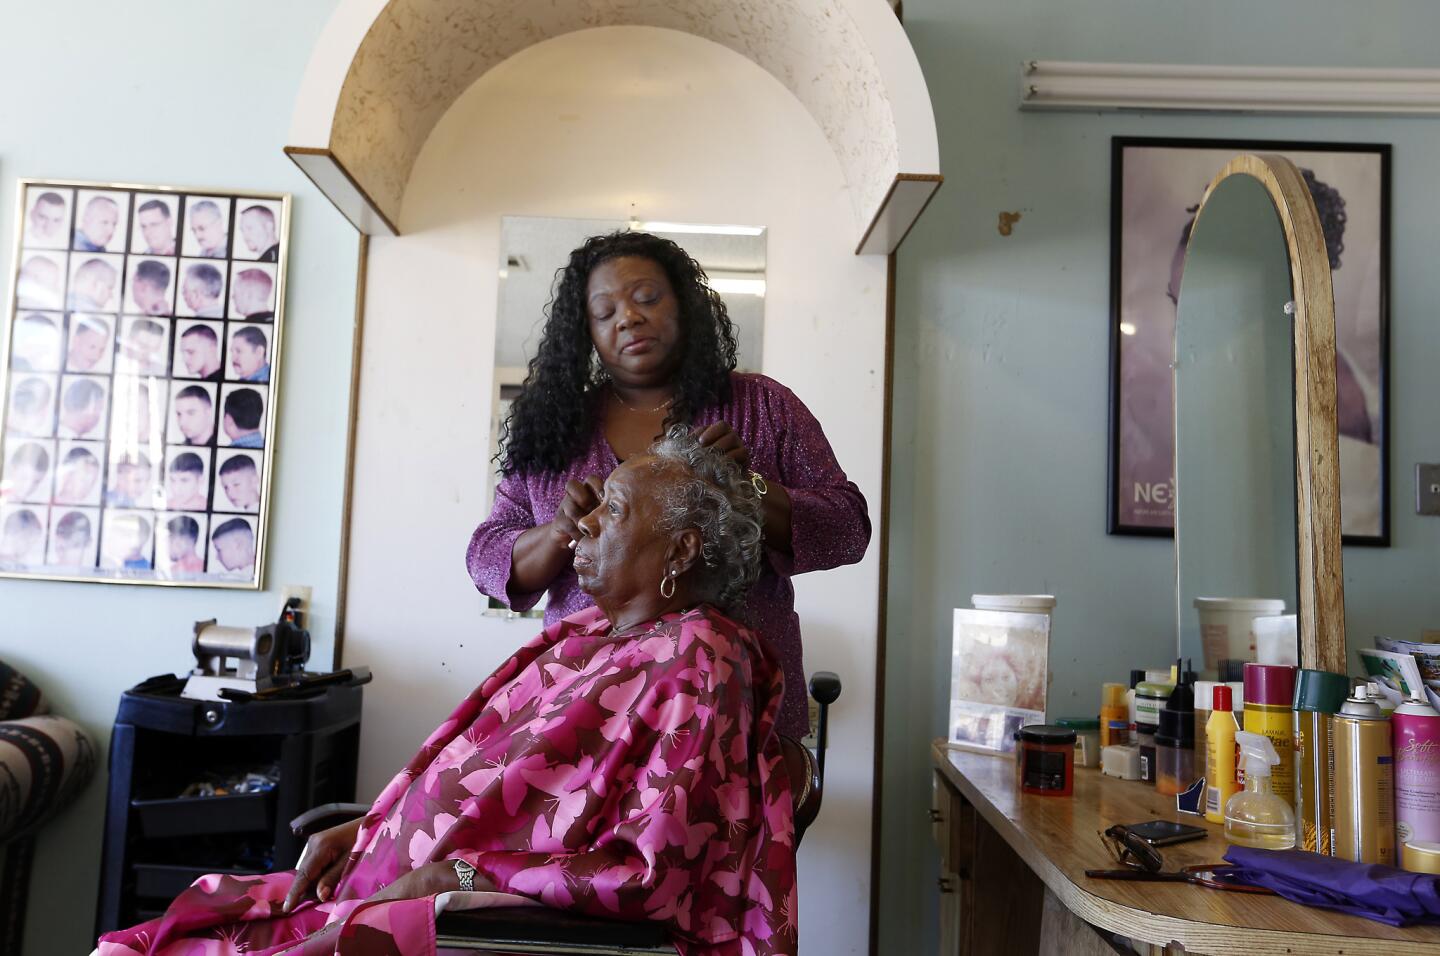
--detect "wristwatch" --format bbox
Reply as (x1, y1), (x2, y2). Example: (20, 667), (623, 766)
(453, 858), (476, 892)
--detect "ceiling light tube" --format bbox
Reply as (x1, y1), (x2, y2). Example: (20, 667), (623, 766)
(1021, 60), (1440, 114)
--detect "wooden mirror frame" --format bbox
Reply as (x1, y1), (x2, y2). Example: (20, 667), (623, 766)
(1188, 154), (1347, 672)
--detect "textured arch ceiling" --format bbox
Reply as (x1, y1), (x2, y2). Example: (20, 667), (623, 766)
(288, 0), (940, 248)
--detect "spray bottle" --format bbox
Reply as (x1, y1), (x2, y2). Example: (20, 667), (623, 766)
(1225, 731), (1297, 849)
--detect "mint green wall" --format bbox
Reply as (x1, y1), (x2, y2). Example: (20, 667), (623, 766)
(0, 2), (353, 952)
(884, 2), (1440, 951)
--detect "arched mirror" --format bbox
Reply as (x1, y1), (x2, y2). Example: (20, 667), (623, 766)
(1174, 154), (1347, 675)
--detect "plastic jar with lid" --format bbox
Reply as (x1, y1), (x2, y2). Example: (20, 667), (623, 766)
(1015, 725), (1076, 796)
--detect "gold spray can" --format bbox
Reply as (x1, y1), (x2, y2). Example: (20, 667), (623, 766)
(1332, 686), (1395, 865)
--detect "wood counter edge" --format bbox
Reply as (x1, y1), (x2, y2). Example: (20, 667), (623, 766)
(930, 739), (1433, 956)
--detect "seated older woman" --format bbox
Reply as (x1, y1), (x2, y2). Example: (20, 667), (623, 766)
(98, 429), (797, 956)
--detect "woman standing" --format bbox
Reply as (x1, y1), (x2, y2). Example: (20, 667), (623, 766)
(469, 231), (869, 738)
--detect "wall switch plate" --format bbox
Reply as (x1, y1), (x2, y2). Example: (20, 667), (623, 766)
(281, 584), (313, 621)
(1418, 464), (1440, 516)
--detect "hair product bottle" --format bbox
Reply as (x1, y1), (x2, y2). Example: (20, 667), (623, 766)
(1205, 684), (1240, 825)
(1333, 685), (1395, 865)
(1243, 663), (1297, 806)
(1394, 694), (1440, 871)
(1225, 731), (1296, 849)
(1293, 669), (1350, 855)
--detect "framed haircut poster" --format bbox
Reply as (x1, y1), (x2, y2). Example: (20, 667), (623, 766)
(1108, 138), (1389, 543)
(1, 180), (289, 587)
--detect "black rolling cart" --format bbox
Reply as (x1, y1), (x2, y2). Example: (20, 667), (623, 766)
(94, 675), (363, 937)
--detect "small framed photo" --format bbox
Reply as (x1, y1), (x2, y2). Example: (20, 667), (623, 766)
(65, 314), (115, 375)
(159, 511), (209, 577)
(57, 375), (110, 441)
(46, 507), (99, 569)
(232, 199), (284, 262)
(52, 440), (104, 507)
(6, 375), (57, 438)
(9, 311), (64, 373)
(116, 316), (172, 378)
(225, 324), (270, 383)
(217, 383), (266, 449)
(3, 179), (287, 587)
(948, 608), (1051, 755)
(0, 504), (48, 568)
(17, 251), (67, 311)
(166, 379), (218, 447)
(3, 438), (55, 504)
(66, 253), (123, 312)
(172, 320), (224, 381)
(131, 194), (179, 257)
(22, 186), (72, 250)
(71, 189), (131, 254)
(208, 513), (257, 579)
(124, 256), (176, 317)
(105, 447), (162, 510)
(100, 509), (156, 571)
(181, 196), (232, 259)
(163, 446), (212, 512)
(176, 258), (228, 319)
(228, 261), (276, 321)
(214, 449), (261, 513)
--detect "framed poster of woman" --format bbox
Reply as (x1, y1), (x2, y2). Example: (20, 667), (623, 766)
(1109, 137), (1390, 544)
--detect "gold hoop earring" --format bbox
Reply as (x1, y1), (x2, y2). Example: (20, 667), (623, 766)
(659, 569), (677, 599)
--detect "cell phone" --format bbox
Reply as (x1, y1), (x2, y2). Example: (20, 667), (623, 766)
(1124, 820), (1208, 847)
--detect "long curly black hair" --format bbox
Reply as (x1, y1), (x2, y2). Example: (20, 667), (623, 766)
(497, 231), (739, 476)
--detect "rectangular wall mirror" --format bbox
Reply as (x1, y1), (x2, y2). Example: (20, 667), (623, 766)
(485, 215), (767, 615)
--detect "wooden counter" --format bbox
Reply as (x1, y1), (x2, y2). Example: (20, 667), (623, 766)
(932, 739), (1440, 955)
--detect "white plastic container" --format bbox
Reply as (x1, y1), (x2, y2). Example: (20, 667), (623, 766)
(1193, 597), (1286, 671)
(1253, 614), (1299, 666)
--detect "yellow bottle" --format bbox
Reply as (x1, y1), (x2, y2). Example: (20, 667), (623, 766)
(1243, 663), (1297, 806)
(1205, 685), (1240, 825)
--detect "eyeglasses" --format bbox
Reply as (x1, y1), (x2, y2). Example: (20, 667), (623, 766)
(1098, 825), (1164, 873)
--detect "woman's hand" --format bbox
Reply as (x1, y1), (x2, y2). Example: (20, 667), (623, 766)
(365, 861), (496, 902)
(282, 816), (364, 912)
(695, 422), (793, 553)
(695, 422), (750, 469)
(548, 476), (605, 548)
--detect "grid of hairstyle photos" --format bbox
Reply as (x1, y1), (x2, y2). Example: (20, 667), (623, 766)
(1, 180), (288, 587)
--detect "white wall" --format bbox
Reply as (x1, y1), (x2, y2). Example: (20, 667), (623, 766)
(0, 2), (356, 953)
(342, 26), (886, 954)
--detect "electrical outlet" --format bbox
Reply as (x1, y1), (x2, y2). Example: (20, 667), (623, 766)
(1418, 464), (1440, 516)
(281, 584), (313, 621)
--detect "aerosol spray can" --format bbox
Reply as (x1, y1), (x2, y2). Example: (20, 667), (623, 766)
(1394, 694), (1440, 872)
(1293, 669), (1350, 855)
(1332, 684), (1394, 865)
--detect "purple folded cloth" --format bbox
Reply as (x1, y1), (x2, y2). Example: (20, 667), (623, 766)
(1218, 846), (1440, 927)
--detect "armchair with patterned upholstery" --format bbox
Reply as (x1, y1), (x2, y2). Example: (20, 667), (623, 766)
(0, 660), (97, 953)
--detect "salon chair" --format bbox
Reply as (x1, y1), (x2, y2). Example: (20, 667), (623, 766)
(292, 671), (841, 954)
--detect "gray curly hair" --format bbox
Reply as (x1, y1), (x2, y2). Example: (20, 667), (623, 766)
(647, 425), (764, 611)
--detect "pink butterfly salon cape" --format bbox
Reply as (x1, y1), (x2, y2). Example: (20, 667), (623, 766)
(98, 604), (799, 956)
(468, 372), (872, 740)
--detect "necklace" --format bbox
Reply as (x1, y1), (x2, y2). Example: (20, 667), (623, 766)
(610, 384), (673, 414)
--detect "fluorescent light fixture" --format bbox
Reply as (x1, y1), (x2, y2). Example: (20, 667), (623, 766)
(1021, 60), (1440, 114)
(634, 221), (765, 237)
(708, 277), (766, 296)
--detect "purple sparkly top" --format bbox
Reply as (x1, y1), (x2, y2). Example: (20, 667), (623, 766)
(467, 372), (871, 736)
